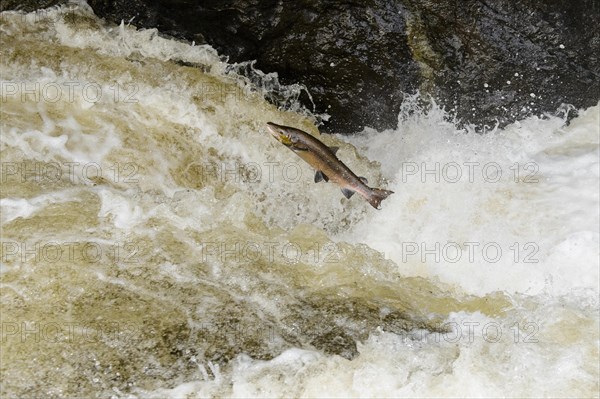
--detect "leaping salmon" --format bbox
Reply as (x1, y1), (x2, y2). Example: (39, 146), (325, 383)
(266, 122), (394, 209)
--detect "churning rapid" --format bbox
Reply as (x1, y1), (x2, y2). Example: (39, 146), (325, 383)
(1, 4), (598, 398)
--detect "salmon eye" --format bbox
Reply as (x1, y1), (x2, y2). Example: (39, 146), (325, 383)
(289, 135), (298, 143)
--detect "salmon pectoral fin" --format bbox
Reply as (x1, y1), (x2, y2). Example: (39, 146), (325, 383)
(368, 188), (394, 209)
(341, 188), (355, 199)
(315, 170), (329, 183)
(291, 143), (309, 152)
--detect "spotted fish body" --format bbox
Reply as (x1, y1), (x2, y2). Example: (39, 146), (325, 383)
(266, 122), (394, 209)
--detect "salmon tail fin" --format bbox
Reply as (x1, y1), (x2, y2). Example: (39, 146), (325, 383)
(368, 188), (394, 209)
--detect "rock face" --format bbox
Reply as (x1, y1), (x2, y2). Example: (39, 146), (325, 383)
(83, 0), (423, 133)
(4, 0), (599, 132)
(414, 0), (600, 130)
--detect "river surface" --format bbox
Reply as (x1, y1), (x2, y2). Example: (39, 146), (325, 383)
(1, 3), (598, 398)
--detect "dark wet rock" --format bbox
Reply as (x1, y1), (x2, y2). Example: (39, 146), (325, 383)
(141, 292), (446, 364)
(185, 294), (444, 363)
(195, 304), (284, 364)
(310, 328), (358, 360)
(84, 0), (421, 133)
(279, 295), (446, 360)
(84, 0), (599, 133)
(5, 0), (598, 132)
(409, 0), (600, 129)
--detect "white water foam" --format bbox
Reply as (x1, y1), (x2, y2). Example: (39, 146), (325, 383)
(338, 98), (600, 298)
(1, 4), (598, 398)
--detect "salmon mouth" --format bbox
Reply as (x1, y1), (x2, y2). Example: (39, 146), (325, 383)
(266, 123), (292, 146)
(266, 123), (280, 138)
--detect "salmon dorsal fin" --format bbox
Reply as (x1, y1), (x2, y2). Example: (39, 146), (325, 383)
(329, 146), (340, 155)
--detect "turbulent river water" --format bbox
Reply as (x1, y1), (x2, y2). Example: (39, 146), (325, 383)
(1, 3), (599, 398)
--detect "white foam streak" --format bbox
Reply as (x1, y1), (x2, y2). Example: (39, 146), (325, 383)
(0, 189), (82, 223)
(340, 102), (600, 297)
